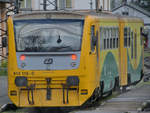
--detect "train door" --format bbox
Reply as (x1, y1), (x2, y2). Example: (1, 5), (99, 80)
(131, 28), (138, 71)
(131, 28), (137, 69)
(131, 26), (142, 82)
(90, 23), (99, 61)
(95, 23), (100, 87)
(119, 22), (128, 86)
(90, 22), (100, 87)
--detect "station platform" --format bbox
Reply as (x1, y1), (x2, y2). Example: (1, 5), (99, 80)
(72, 82), (150, 113)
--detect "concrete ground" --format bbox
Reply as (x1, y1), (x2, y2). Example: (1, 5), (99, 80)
(72, 83), (150, 113)
(0, 76), (11, 107)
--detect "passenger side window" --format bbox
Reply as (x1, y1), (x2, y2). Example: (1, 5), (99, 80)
(103, 28), (106, 50)
(140, 27), (144, 46)
(135, 33), (137, 59)
(124, 27), (128, 47)
(128, 28), (131, 47)
(112, 28), (116, 48)
(106, 28), (109, 49)
(131, 32), (134, 59)
(100, 26), (119, 50)
(116, 28), (119, 48)
(124, 27), (131, 48)
(110, 28), (113, 49)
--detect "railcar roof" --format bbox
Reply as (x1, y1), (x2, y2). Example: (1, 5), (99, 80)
(13, 10), (142, 22)
(13, 11), (85, 20)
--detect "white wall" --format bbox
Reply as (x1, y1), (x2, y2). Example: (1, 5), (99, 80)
(31, 0), (111, 11)
(32, 0), (41, 10)
(112, 6), (150, 24)
(73, 0), (95, 10)
(32, 0), (55, 10)
(99, 0), (111, 11)
(73, 0), (111, 10)
(31, 0), (95, 10)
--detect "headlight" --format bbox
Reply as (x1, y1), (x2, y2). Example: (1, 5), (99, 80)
(15, 76), (28, 87)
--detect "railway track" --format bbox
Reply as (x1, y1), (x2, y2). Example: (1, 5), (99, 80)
(0, 81), (150, 113)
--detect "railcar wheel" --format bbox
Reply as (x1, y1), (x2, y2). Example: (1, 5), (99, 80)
(113, 77), (120, 91)
(100, 81), (104, 98)
(108, 90), (112, 96)
(122, 86), (127, 93)
(128, 73), (131, 86)
(82, 86), (103, 107)
(140, 70), (144, 80)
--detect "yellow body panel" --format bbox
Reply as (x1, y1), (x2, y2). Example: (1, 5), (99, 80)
(19, 89), (79, 107)
(119, 21), (128, 86)
(7, 16), (98, 107)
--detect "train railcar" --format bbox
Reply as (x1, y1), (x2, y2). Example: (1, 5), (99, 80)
(7, 11), (144, 107)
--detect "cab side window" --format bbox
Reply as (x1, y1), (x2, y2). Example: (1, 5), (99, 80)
(91, 25), (96, 52)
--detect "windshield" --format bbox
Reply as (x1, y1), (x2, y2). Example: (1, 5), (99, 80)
(14, 19), (84, 52)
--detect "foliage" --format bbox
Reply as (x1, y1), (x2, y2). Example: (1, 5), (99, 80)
(0, 60), (7, 76)
(111, 0), (122, 10)
(144, 51), (150, 58)
(131, 0), (150, 12)
(111, 0), (116, 9)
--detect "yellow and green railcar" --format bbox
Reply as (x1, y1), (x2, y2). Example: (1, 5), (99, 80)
(7, 11), (144, 107)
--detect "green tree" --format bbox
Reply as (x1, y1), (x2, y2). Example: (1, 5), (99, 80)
(140, 0), (150, 11)
(111, 0), (115, 9)
(129, 0), (150, 12)
(0, 60), (7, 76)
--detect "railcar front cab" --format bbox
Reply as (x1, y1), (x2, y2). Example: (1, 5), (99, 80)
(8, 13), (91, 106)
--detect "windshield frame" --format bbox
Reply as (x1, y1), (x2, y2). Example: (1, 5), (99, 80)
(13, 19), (84, 52)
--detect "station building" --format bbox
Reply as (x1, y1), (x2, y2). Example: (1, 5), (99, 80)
(19, 0), (111, 11)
